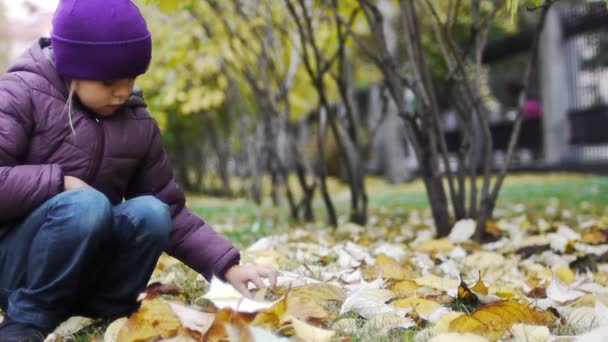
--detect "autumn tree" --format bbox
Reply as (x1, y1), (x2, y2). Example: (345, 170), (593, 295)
(351, 0), (556, 238)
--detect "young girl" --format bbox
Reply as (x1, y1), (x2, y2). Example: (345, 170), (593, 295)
(0, 0), (276, 340)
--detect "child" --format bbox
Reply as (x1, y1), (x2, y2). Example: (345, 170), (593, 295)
(0, 0), (276, 340)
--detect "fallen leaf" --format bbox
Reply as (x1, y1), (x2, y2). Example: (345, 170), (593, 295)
(580, 230), (608, 245)
(340, 288), (409, 319)
(429, 332), (489, 342)
(203, 277), (278, 312)
(52, 317), (95, 337)
(361, 313), (415, 334)
(390, 280), (421, 296)
(391, 297), (443, 318)
(510, 323), (549, 342)
(471, 274), (489, 296)
(576, 325), (608, 342)
(415, 275), (459, 292)
(553, 267), (575, 285)
(430, 312), (464, 335)
(227, 325), (289, 342)
(546, 278), (585, 303)
(448, 300), (555, 341)
(463, 252), (506, 270)
(368, 253), (413, 280)
(415, 239), (455, 254)
(448, 219), (475, 243)
(457, 277), (480, 306)
(144, 282), (184, 298)
(104, 318), (127, 342)
(167, 301), (215, 335)
(287, 316), (335, 342)
(118, 298), (195, 341)
(205, 307), (257, 342)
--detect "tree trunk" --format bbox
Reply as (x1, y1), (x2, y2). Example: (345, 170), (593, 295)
(420, 147), (451, 237)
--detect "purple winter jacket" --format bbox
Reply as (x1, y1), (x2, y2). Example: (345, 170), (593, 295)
(0, 38), (240, 280)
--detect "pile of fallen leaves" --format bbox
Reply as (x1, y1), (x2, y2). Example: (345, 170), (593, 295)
(40, 201), (608, 341)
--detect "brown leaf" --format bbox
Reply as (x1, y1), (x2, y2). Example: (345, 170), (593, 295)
(144, 282), (184, 298)
(448, 300), (556, 341)
(205, 307), (257, 342)
(457, 276), (479, 306)
(580, 230), (608, 245)
(526, 287), (547, 299)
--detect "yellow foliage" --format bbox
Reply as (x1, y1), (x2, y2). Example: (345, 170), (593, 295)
(390, 280), (421, 296)
(117, 298), (198, 341)
(391, 297), (443, 316)
(415, 239), (456, 254)
(448, 300), (556, 341)
(554, 267), (576, 285)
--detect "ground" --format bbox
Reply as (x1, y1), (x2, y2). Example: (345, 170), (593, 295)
(20, 173), (608, 341)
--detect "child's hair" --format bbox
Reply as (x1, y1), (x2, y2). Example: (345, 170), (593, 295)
(64, 80), (76, 138)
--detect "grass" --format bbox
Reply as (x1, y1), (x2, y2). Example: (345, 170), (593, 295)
(188, 173), (608, 247)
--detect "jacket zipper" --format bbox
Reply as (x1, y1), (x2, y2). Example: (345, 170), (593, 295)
(87, 117), (105, 185)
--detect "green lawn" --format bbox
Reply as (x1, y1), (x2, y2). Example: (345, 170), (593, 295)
(188, 173), (608, 248)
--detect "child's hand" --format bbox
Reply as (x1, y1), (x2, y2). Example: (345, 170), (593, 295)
(64, 176), (89, 191)
(224, 264), (278, 298)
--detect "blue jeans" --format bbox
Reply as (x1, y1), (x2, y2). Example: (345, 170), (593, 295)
(0, 189), (171, 330)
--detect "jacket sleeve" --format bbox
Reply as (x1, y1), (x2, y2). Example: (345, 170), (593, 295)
(0, 75), (64, 223)
(126, 118), (240, 281)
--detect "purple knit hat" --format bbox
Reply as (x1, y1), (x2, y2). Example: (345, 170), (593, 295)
(51, 0), (152, 80)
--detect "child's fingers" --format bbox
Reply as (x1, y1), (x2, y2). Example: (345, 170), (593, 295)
(234, 281), (252, 298)
(259, 267), (278, 288)
(250, 274), (266, 290)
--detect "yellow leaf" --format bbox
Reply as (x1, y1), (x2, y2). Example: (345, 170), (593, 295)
(288, 284), (344, 305)
(430, 312), (465, 335)
(286, 316), (335, 342)
(390, 280), (421, 296)
(364, 261), (413, 281)
(580, 230), (607, 244)
(471, 274), (489, 296)
(376, 253), (399, 265)
(449, 316), (489, 337)
(252, 297), (287, 331)
(448, 300), (556, 341)
(554, 267), (575, 285)
(117, 298), (195, 341)
(415, 275), (460, 292)
(285, 294), (329, 321)
(415, 239), (455, 254)
(391, 297), (443, 316)
(488, 285), (517, 299)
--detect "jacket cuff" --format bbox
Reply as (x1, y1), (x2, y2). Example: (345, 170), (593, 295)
(213, 248), (241, 282)
(49, 164), (64, 198)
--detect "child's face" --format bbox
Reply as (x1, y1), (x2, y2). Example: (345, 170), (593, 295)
(73, 78), (136, 116)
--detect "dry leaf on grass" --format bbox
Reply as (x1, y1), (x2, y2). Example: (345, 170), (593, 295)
(448, 300), (556, 341)
(118, 298), (199, 341)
